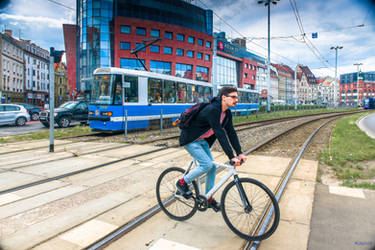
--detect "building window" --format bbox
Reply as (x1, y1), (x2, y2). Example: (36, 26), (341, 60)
(150, 45), (160, 53)
(206, 41), (211, 48)
(164, 47), (172, 54)
(196, 66), (209, 82)
(177, 34), (184, 41)
(150, 60), (171, 75)
(151, 29), (160, 37)
(187, 51), (194, 58)
(216, 56), (237, 86)
(198, 39), (203, 46)
(165, 31), (173, 39)
(244, 73), (248, 78)
(135, 43), (146, 52)
(175, 63), (192, 79)
(176, 49), (184, 56)
(205, 54), (210, 61)
(120, 58), (145, 70)
(197, 52), (202, 59)
(188, 36), (195, 44)
(120, 42), (130, 50)
(245, 64), (248, 69)
(136, 27), (146, 36)
(120, 25), (131, 34)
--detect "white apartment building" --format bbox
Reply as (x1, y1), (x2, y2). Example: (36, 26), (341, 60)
(20, 39), (50, 106)
(0, 30), (24, 103)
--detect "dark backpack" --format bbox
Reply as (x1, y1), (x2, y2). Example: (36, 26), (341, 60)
(173, 102), (209, 129)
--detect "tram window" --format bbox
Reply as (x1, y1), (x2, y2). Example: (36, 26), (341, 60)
(112, 75), (122, 105)
(187, 84), (195, 103)
(196, 86), (205, 102)
(148, 78), (162, 103)
(164, 80), (176, 103)
(177, 82), (187, 103)
(124, 75), (138, 102)
(204, 87), (212, 102)
(91, 74), (112, 105)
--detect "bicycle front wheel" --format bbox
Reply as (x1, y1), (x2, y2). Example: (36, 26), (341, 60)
(221, 178), (280, 241)
(156, 167), (199, 221)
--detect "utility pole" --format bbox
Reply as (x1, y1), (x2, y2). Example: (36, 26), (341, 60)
(294, 66), (297, 110)
(330, 46), (343, 108)
(354, 62), (363, 104)
(258, 0), (279, 112)
(49, 48), (55, 152)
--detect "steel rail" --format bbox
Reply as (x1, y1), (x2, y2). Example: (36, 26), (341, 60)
(0, 144), (133, 173)
(0, 147), (169, 195)
(243, 117), (338, 250)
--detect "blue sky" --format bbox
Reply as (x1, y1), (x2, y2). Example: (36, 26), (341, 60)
(0, 0), (374, 77)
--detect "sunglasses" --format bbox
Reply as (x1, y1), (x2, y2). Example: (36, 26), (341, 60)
(226, 95), (238, 99)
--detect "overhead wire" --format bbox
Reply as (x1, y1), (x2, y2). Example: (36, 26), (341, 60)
(195, 0), (302, 67)
(288, 0), (341, 74)
(46, 0), (75, 11)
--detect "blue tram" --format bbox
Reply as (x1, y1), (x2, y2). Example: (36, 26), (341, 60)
(363, 97), (375, 109)
(88, 67), (260, 131)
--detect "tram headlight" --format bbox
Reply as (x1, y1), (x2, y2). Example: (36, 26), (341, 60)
(101, 111), (113, 116)
(88, 111), (94, 115)
(54, 112), (58, 117)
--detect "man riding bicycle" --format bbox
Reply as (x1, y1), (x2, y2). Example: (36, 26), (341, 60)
(177, 86), (247, 212)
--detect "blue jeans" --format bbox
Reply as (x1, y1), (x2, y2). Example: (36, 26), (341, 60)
(183, 139), (216, 195)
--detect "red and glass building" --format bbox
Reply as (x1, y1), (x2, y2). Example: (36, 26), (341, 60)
(340, 71), (375, 105)
(64, 0), (213, 96)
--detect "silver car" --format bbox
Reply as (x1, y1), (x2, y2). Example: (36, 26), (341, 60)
(0, 104), (31, 126)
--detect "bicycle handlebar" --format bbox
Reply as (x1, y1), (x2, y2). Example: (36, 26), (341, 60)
(229, 159), (244, 166)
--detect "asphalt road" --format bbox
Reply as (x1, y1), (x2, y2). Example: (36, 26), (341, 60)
(0, 121), (46, 137)
(360, 112), (375, 139)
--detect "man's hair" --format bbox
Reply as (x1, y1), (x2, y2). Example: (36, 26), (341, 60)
(218, 86), (238, 99)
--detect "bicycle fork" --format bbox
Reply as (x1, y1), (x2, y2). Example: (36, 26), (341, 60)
(234, 175), (253, 213)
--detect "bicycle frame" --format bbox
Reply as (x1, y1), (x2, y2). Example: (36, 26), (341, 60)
(184, 160), (251, 210)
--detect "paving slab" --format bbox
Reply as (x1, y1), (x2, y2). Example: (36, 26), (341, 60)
(0, 185), (87, 220)
(0, 180), (67, 206)
(308, 184), (375, 250)
(0, 191), (132, 250)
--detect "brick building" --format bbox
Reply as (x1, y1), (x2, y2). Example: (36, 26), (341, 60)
(64, 0), (214, 96)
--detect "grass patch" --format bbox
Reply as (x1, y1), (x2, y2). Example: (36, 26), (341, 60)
(0, 126), (92, 143)
(320, 111), (375, 189)
(233, 107), (357, 124)
(342, 180), (375, 190)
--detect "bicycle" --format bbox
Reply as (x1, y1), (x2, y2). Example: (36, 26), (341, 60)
(156, 159), (280, 241)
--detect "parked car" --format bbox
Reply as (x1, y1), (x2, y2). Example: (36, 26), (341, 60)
(15, 103), (43, 121)
(0, 104), (30, 126)
(39, 100), (88, 128)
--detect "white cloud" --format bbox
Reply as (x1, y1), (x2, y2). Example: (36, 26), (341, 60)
(202, 0), (375, 77)
(0, 13), (73, 29)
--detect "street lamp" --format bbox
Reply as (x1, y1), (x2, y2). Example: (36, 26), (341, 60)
(330, 46), (343, 108)
(353, 62), (363, 104)
(258, 0), (279, 112)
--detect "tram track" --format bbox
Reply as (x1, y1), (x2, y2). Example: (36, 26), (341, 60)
(1, 112), (336, 175)
(83, 111), (358, 249)
(0, 143), (133, 173)
(0, 147), (169, 196)
(0, 110), (364, 249)
(0, 132), (119, 156)
(242, 118), (336, 250)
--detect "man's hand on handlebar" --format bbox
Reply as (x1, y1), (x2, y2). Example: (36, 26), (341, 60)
(238, 154), (247, 163)
(230, 158), (242, 167)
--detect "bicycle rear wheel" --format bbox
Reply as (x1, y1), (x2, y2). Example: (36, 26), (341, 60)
(221, 177), (280, 241)
(156, 167), (199, 221)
